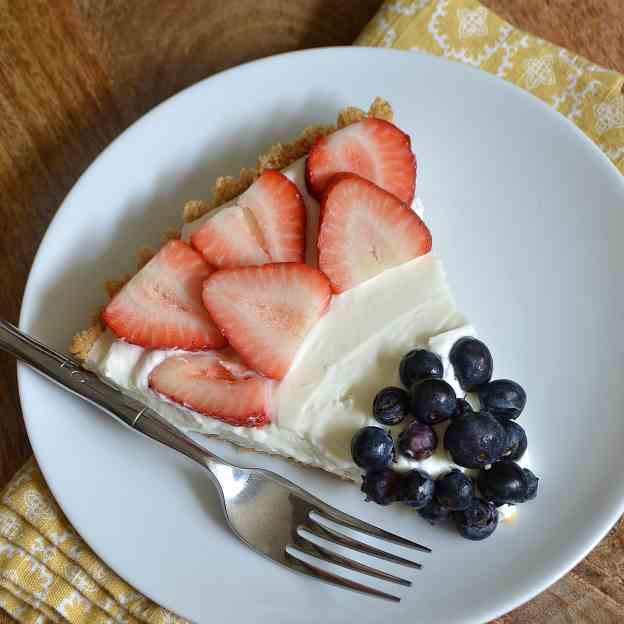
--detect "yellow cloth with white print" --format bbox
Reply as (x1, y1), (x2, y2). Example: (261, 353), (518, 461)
(2, 1), (624, 623)
(0, 460), (188, 624)
(357, 0), (624, 174)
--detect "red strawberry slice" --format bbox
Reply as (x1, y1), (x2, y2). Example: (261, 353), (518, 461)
(149, 349), (273, 427)
(102, 240), (226, 350)
(305, 118), (416, 204)
(202, 263), (331, 380)
(191, 170), (306, 268)
(318, 173), (431, 293)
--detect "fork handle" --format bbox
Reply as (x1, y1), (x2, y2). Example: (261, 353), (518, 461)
(0, 320), (229, 474)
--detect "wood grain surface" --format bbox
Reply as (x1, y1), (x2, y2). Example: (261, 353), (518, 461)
(0, 1), (622, 622)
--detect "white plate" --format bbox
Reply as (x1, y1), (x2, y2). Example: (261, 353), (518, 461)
(19, 48), (624, 623)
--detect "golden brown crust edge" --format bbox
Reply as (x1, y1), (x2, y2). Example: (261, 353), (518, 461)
(69, 98), (394, 361)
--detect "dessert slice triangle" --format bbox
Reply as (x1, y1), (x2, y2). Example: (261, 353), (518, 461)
(72, 100), (476, 482)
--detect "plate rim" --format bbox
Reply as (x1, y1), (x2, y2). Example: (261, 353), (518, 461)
(18, 46), (624, 623)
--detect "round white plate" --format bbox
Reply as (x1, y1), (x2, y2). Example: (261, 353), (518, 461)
(19, 48), (624, 623)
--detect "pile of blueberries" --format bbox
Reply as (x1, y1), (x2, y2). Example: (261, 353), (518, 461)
(350, 337), (539, 540)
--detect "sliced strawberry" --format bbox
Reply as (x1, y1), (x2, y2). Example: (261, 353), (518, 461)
(191, 170), (306, 268)
(149, 350), (273, 427)
(305, 118), (416, 204)
(192, 207), (271, 268)
(318, 173), (431, 293)
(202, 263), (331, 380)
(102, 240), (226, 350)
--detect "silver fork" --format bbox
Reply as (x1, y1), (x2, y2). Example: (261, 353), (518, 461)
(0, 320), (430, 602)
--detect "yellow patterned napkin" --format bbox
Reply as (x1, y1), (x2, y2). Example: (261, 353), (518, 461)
(2, 1), (624, 622)
(0, 459), (188, 624)
(357, 0), (624, 174)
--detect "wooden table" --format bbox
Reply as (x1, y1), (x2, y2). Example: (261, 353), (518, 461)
(0, 1), (622, 622)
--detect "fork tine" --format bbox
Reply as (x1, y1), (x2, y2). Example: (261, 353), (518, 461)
(311, 507), (431, 553)
(304, 518), (422, 569)
(295, 530), (412, 586)
(284, 549), (401, 602)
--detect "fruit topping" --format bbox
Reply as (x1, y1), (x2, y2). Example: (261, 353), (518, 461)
(102, 240), (225, 351)
(401, 469), (434, 509)
(397, 421), (438, 460)
(202, 263), (331, 380)
(317, 173), (431, 293)
(525, 470), (539, 500)
(411, 378), (457, 425)
(418, 499), (452, 525)
(372, 387), (410, 426)
(478, 460), (539, 506)
(399, 349), (443, 389)
(453, 499), (498, 540)
(455, 398), (474, 418)
(305, 118), (416, 203)
(435, 469), (474, 511)
(498, 419), (528, 461)
(354, 333), (537, 538)
(449, 337), (493, 391)
(444, 410), (507, 468)
(361, 467), (403, 505)
(191, 170), (306, 268)
(478, 379), (526, 420)
(149, 350), (272, 427)
(351, 426), (395, 470)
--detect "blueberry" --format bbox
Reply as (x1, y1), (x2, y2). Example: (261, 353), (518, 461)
(361, 467), (402, 505)
(372, 387), (410, 426)
(397, 421), (438, 460)
(498, 419), (528, 461)
(418, 499), (451, 524)
(399, 349), (443, 388)
(444, 411), (506, 468)
(449, 337), (493, 391)
(401, 469), (434, 509)
(477, 460), (539, 505)
(351, 426), (394, 470)
(478, 379), (526, 420)
(455, 398), (474, 418)
(454, 498), (498, 540)
(411, 378), (457, 425)
(435, 469), (474, 511)
(524, 468), (539, 501)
